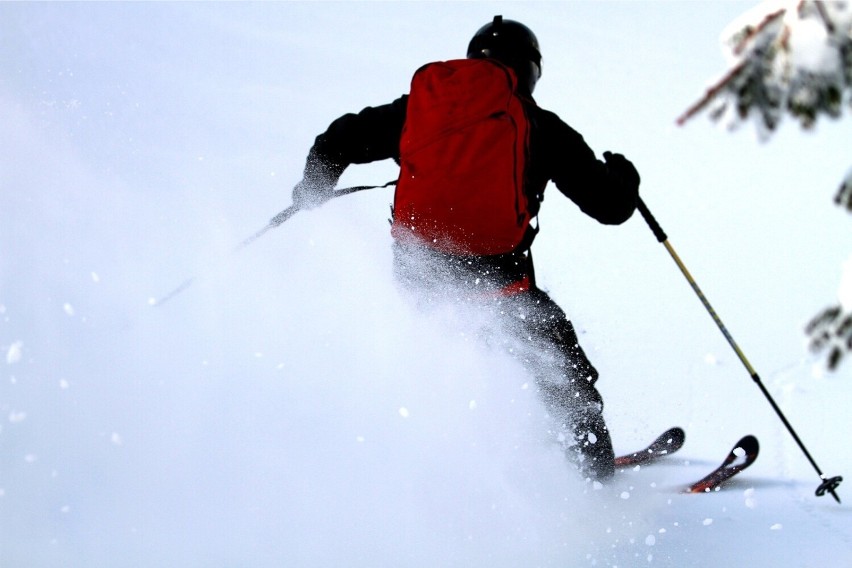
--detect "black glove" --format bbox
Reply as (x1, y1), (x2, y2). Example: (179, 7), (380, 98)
(291, 180), (334, 210)
(603, 151), (641, 192)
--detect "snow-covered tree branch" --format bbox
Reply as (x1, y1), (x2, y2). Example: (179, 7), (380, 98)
(678, 1), (851, 133)
(679, 1), (852, 371)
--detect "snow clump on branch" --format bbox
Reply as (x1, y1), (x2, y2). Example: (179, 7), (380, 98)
(678, 0), (852, 135)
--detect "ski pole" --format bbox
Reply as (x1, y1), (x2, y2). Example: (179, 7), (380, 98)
(637, 197), (843, 504)
(151, 180), (396, 307)
(233, 181), (397, 254)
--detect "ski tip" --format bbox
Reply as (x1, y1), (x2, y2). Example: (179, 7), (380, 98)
(658, 426), (686, 454)
(613, 426), (686, 467)
(736, 434), (759, 456)
(684, 434), (761, 495)
(668, 426), (686, 445)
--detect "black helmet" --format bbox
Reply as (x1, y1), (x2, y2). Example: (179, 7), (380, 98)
(467, 15), (542, 95)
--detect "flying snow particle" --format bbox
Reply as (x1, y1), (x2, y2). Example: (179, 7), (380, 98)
(645, 534), (656, 546)
(63, 303), (75, 316)
(468, 400), (477, 410)
(398, 407), (410, 418)
(744, 487), (757, 509)
(620, 491), (631, 500)
(91, 272), (100, 283)
(8, 411), (27, 423)
(5, 341), (23, 364)
(111, 432), (123, 446)
(702, 518), (714, 526)
(770, 523), (783, 531)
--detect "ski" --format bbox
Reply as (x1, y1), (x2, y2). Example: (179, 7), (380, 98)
(615, 426), (686, 467)
(686, 435), (759, 493)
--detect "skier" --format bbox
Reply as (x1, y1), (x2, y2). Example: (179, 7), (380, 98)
(289, 16), (640, 481)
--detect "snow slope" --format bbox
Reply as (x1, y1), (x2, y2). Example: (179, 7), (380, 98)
(2, 3), (851, 567)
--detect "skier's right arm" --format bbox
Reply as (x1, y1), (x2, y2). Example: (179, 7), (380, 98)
(291, 95), (408, 209)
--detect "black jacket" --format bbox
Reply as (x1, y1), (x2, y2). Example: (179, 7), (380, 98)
(301, 93), (638, 227)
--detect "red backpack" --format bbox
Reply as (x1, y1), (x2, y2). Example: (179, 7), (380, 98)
(391, 59), (533, 256)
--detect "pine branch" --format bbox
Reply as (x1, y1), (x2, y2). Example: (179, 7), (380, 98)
(677, 8), (787, 127)
(676, 60), (749, 126)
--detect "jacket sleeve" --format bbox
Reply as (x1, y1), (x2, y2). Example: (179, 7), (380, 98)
(535, 108), (638, 225)
(302, 95), (408, 188)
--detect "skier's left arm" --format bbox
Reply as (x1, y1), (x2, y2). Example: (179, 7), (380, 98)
(540, 111), (640, 224)
(292, 95), (408, 209)
(558, 146), (640, 225)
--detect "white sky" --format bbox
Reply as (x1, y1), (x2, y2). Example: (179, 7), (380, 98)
(1, 2), (850, 565)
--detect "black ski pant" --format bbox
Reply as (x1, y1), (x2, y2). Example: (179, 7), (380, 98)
(392, 241), (615, 481)
(495, 287), (615, 481)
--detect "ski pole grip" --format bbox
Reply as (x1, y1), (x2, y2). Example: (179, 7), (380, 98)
(637, 197), (668, 243)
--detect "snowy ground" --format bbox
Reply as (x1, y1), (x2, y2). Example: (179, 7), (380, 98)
(2, 2), (851, 567)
